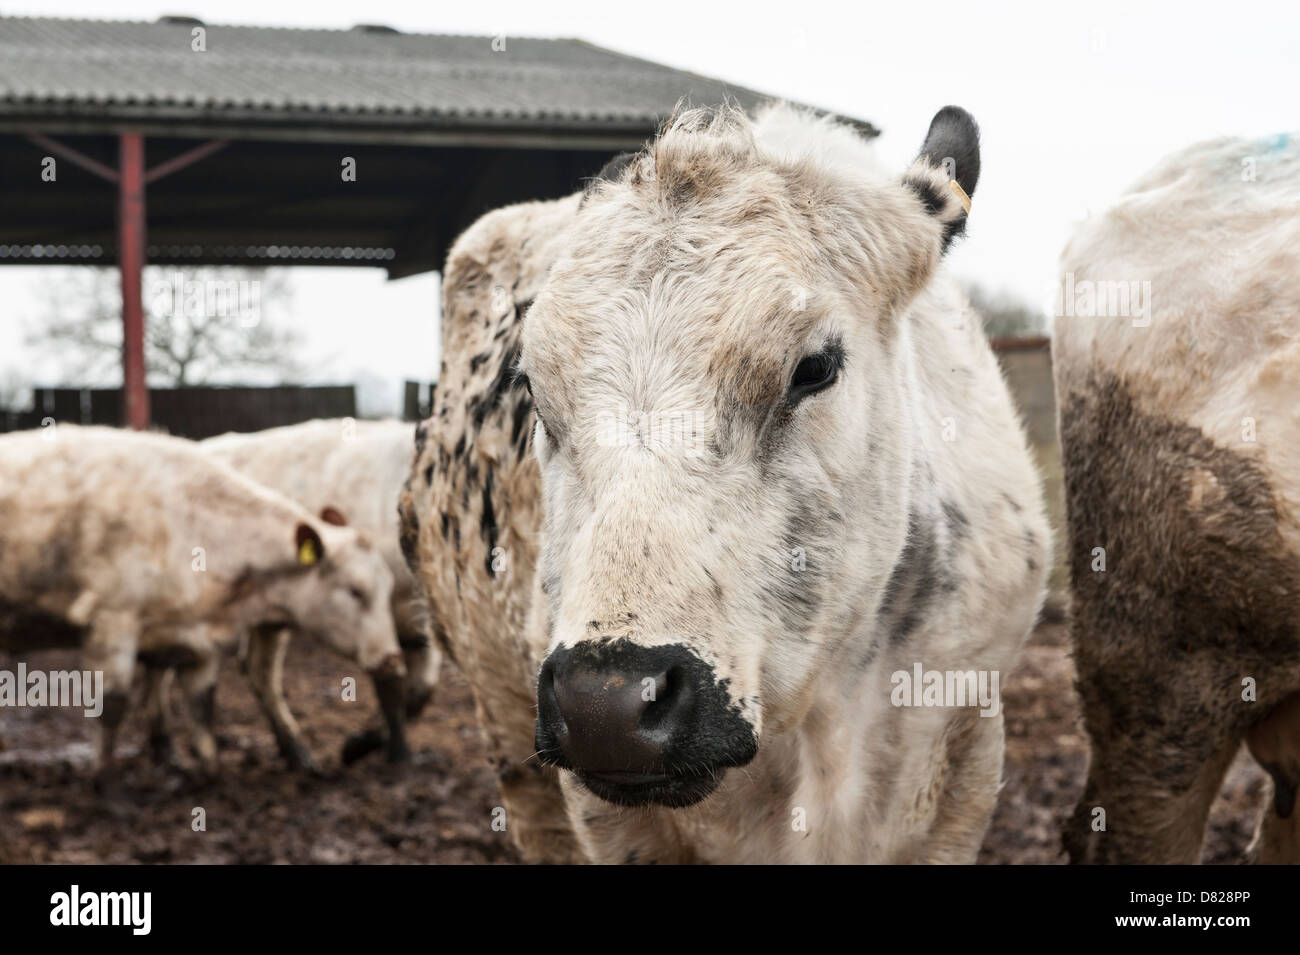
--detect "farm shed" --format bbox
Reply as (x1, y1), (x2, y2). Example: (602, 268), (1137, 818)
(0, 15), (873, 429)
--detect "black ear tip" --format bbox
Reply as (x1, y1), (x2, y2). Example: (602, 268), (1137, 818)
(931, 105), (980, 139)
(592, 151), (636, 186)
(919, 105), (981, 198)
(581, 151), (638, 207)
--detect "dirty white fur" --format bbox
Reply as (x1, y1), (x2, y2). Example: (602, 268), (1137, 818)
(0, 425), (402, 772)
(204, 419), (442, 703)
(1056, 135), (1300, 554)
(1055, 133), (1300, 864)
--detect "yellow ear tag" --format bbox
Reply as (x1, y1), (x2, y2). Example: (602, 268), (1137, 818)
(949, 180), (972, 215)
(298, 539), (318, 566)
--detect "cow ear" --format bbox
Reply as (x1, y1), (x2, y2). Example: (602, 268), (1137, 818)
(903, 106), (981, 252)
(319, 506), (348, 527)
(296, 523), (325, 566)
(581, 151), (637, 206)
(592, 151), (636, 185)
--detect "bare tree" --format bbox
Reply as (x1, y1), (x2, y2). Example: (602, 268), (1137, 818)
(963, 283), (1047, 340)
(0, 366), (30, 411)
(24, 266), (302, 387)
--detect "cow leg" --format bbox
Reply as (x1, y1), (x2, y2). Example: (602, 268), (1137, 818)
(1246, 691), (1300, 864)
(342, 629), (440, 765)
(918, 710), (1007, 864)
(473, 692), (584, 864)
(401, 632), (442, 719)
(140, 665), (176, 764)
(84, 609), (138, 777)
(178, 649), (221, 776)
(242, 626), (320, 773)
(1065, 731), (1240, 864)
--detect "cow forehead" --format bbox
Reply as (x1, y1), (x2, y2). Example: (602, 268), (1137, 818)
(527, 203), (833, 375)
(526, 266), (832, 420)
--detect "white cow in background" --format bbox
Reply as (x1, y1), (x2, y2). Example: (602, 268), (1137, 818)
(0, 425), (407, 776)
(195, 418), (444, 762)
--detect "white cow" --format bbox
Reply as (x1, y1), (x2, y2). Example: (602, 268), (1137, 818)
(402, 103), (1049, 862)
(0, 424), (407, 775)
(202, 419), (443, 745)
(1055, 133), (1300, 864)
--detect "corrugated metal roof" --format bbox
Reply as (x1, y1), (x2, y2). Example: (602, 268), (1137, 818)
(0, 16), (875, 134)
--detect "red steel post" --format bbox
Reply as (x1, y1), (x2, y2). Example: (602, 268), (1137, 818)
(118, 133), (149, 430)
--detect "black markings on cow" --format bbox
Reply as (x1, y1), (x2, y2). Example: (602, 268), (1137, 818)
(511, 396), (533, 457)
(467, 342), (523, 433)
(941, 500), (969, 541)
(760, 495), (832, 643)
(904, 178), (947, 216)
(481, 469), (499, 577)
(878, 509), (960, 645)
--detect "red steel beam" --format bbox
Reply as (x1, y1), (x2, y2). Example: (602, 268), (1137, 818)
(25, 132), (119, 183)
(118, 133), (149, 430)
(145, 138), (229, 184)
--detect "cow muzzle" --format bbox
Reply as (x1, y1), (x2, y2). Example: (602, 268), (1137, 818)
(535, 640), (757, 808)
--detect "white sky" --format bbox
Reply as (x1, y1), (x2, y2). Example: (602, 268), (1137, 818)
(3, 0), (1298, 414)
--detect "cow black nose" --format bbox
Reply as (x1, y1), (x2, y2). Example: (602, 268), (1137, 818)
(537, 647), (689, 773)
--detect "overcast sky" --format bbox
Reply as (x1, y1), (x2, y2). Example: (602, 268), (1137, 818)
(3, 0), (1298, 414)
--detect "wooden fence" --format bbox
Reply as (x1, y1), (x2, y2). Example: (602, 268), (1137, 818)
(1, 385), (356, 439)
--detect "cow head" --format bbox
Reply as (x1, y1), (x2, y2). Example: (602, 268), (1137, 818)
(523, 104), (979, 807)
(256, 512), (408, 760)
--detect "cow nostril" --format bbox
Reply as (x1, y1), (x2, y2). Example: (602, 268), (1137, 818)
(537, 660), (565, 735)
(639, 666), (687, 734)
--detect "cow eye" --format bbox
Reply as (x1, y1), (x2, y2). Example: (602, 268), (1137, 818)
(789, 345), (843, 403)
(348, 586), (366, 604)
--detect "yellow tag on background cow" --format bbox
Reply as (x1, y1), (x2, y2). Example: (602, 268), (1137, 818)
(298, 538), (318, 566)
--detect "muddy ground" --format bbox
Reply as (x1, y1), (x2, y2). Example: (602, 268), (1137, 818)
(0, 621), (1268, 864)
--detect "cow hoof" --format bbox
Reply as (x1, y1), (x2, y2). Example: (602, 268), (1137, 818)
(91, 768), (122, 799)
(280, 745), (324, 776)
(149, 733), (175, 766)
(341, 729), (386, 765)
(405, 688), (435, 720)
(384, 737), (411, 765)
